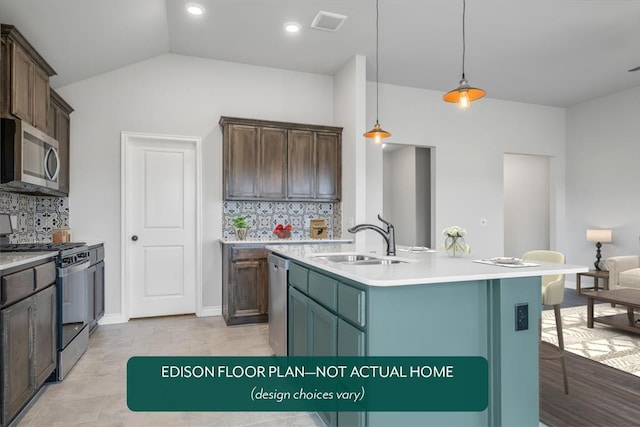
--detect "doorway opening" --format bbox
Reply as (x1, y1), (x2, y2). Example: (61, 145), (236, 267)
(382, 145), (433, 247)
(503, 153), (551, 257)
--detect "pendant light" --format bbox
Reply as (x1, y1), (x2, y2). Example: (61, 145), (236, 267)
(443, 0), (485, 110)
(363, 0), (391, 143)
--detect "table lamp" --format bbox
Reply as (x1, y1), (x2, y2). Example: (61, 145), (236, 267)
(586, 229), (612, 271)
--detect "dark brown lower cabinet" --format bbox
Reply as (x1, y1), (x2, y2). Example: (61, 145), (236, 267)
(1, 283), (56, 426)
(1, 257), (56, 427)
(222, 245), (268, 325)
(33, 285), (56, 388)
(1, 295), (32, 426)
(88, 244), (105, 334)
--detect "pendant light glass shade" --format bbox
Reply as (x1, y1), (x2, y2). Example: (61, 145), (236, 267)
(364, 0), (391, 142)
(443, 0), (485, 110)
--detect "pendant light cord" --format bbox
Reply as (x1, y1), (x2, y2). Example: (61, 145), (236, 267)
(375, 0), (380, 122)
(461, 0), (466, 80)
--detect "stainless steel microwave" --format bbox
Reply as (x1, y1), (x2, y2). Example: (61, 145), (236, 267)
(1, 118), (60, 193)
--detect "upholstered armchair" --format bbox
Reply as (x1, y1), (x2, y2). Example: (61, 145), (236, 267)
(605, 256), (640, 290)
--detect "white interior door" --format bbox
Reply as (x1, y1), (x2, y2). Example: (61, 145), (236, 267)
(124, 134), (197, 318)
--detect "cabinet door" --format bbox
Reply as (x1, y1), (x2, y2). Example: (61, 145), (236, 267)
(288, 287), (309, 356)
(11, 43), (34, 123)
(229, 258), (268, 322)
(287, 130), (315, 199)
(55, 108), (70, 195)
(309, 299), (338, 427)
(33, 285), (56, 387)
(259, 127), (287, 198)
(308, 299), (337, 357)
(337, 319), (365, 357)
(225, 124), (259, 199)
(316, 132), (341, 200)
(1, 296), (34, 424)
(95, 261), (105, 322)
(47, 99), (57, 138)
(32, 66), (49, 132)
(87, 265), (96, 332)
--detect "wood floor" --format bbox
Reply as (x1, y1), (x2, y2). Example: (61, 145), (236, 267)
(540, 343), (640, 427)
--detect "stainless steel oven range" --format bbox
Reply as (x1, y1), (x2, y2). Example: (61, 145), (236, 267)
(0, 242), (90, 380)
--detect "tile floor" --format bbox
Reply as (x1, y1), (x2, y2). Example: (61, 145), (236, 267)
(16, 315), (325, 427)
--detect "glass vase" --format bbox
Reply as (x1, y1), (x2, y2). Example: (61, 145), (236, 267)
(445, 236), (467, 257)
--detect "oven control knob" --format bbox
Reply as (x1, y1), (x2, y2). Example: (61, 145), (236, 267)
(131, 235), (138, 241)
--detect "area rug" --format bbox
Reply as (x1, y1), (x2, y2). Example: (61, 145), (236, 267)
(541, 304), (640, 376)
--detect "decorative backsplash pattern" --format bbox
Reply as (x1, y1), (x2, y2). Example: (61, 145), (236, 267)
(0, 191), (69, 243)
(222, 201), (341, 240)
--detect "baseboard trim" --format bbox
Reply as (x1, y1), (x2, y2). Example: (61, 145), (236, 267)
(98, 313), (128, 325)
(98, 307), (221, 324)
(199, 306), (222, 317)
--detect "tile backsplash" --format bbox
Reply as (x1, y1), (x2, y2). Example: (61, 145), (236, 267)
(0, 191), (69, 243)
(223, 201), (341, 240)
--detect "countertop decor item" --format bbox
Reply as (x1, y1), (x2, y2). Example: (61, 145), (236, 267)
(232, 216), (249, 240)
(442, 0), (486, 110)
(273, 224), (292, 239)
(442, 225), (470, 257)
(310, 218), (328, 239)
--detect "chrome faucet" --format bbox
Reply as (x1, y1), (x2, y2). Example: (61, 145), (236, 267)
(348, 214), (396, 256)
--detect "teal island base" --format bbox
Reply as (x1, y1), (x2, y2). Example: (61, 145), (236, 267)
(286, 261), (542, 427)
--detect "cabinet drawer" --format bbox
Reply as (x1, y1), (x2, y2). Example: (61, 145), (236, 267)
(289, 263), (308, 293)
(231, 247), (267, 261)
(308, 271), (337, 311)
(1, 268), (35, 306)
(34, 262), (56, 291)
(338, 284), (366, 328)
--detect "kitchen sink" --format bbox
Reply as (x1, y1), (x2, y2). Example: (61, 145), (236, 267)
(342, 259), (407, 265)
(312, 254), (378, 263)
(310, 253), (411, 265)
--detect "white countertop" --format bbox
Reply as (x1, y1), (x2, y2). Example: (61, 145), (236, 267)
(220, 238), (353, 245)
(266, 243), (589, 287)
(0, 252), (57, 271)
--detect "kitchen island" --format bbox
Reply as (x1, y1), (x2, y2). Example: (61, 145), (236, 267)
(267, 243), (587, 427)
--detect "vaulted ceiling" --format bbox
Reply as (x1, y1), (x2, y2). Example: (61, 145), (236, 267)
(1, 0), (639, 107)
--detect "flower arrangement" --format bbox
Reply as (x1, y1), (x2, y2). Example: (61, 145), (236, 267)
(273, 223), (292, 239)
(442, 225), (471, 257)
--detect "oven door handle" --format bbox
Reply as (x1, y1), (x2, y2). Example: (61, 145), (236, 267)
(58, 260), (91, 277)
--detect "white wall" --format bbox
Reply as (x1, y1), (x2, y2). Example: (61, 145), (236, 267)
(565, 86), (640, 266)
(334, 55), (367, 237)
(58, 53), (334, 319)
(367, 83), (567, 259)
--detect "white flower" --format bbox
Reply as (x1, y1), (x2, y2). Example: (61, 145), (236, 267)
(442, 225), (466, 238)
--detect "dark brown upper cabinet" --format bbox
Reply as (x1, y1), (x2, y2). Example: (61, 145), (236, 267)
(1, 25), (56, 133)
(220, 116), (342, 202)
(48, 90), (73, 196)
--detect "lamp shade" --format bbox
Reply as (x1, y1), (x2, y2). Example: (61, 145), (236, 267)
(586, 229), (612, 243)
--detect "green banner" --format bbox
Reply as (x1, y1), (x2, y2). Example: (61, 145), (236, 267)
(127, 356), (487, 412)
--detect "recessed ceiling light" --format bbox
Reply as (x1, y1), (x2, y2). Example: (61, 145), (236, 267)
(186, 3), (205, 16)
(284, 22), (301, 33)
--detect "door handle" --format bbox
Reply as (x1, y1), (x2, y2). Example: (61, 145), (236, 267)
(131, 235), (138, 241)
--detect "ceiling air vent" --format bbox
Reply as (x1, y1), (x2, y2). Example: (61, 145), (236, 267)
(311, 11), (347, 32)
